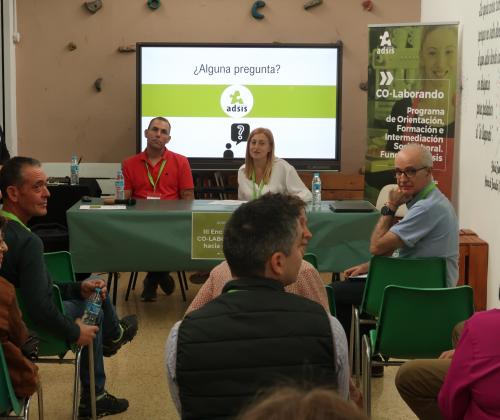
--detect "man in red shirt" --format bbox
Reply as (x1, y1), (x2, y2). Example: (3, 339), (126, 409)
(123, 117), (194, 301)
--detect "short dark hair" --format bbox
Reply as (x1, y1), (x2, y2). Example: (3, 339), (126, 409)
(0, 156), (41, 199)
(147, 117), (171, 133)
(223, 193), (305, 278)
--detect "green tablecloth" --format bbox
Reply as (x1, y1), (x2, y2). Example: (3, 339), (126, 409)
(67, 199), (379, 273)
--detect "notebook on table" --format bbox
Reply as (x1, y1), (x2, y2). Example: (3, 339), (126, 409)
(329, 200), (376, 213)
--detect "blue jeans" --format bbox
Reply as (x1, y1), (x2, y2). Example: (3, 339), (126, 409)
(63, 295), (121, 397)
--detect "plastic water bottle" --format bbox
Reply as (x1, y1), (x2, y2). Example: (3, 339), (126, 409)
(70, 154), (79, 185)
(312, 172), (322, 208)
(82, 288), (102, 326)
(115, 169), (125, 200)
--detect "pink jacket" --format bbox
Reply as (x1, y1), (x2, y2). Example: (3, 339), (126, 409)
(439, 309), (500, 420)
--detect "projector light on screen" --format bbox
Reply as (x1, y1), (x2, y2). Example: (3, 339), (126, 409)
(137, 43), (343, 171)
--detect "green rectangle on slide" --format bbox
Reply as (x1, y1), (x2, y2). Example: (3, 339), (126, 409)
(142, 85), (336, 118)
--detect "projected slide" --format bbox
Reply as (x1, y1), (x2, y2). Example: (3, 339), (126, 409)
(138, 44), (341, 169)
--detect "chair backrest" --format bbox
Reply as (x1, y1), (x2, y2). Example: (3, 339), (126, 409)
(16, 285), (70, 357)
(374, 285), (474, 359)
(375, 184), (407, 218)
(303, 252), (318, 269)
(361, 256), (447, 317)
(324, 284), (337, 316)
(0, 343), (22, 416)
(43, 251), (76, 283)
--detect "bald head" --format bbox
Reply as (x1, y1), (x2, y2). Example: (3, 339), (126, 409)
(397, 144), (433, 168)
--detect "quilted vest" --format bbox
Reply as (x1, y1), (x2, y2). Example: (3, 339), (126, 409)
(176, 277), (337, 420)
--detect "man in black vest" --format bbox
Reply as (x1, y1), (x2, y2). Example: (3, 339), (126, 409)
(166, 193), (349, 420)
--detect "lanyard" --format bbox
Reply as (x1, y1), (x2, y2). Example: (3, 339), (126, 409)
(145, 159), (167, 192)
(414, 182), (436, 202)
(251, 170), (265, 200)
(0, 209), (30, 231)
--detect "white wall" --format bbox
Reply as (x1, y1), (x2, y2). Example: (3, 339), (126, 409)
(1, 0), (18, 155)
(422, 0), (500, 308)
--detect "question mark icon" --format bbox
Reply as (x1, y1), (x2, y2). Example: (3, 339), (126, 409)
(276, 64), (280, 73)
(231, 123), (249, 144)
(237, 124), (244, 141)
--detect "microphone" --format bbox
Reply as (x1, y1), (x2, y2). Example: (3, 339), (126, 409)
(102, 197), (136, 206)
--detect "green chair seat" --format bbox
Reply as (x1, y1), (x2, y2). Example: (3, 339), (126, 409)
(16, 251), (82, 420)
(361, 285), (474, 416)
(351, 255), (447, 383)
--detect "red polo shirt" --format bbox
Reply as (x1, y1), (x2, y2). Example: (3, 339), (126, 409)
(122, 149), (194, 200)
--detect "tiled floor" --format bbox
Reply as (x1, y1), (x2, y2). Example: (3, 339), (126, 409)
(28, 272), (417, 419)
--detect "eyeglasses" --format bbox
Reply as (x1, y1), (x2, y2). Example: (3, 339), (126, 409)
(393, 167), (428, 178)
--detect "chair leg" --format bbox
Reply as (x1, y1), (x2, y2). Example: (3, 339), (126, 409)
(106, 272), (113, 293)
(88, 341), (97, 420)
(21, 395), (31, 420)
(362, 334), (372, 418)
(349, 305), (355, 377)
(354, 307), (361, 386)
(176, 272), (187, 302)
(37, 380), (44, 420)
(73, 347), (82, 420)
(125, 272), (136, 301)
(132, 272), (138, 290)
(112, 272), (118, 306)
(182, 271), (188, 290)
(106, 272), (119, 306)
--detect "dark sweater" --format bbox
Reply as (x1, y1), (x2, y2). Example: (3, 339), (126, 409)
(0, 219), (81, 343)
(177, 277), (337, 420)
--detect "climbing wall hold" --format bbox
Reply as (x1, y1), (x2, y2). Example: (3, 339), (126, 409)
(251, 1), (266, 20)
(94, 78), (103, 92)
(362, 0), (373, 11)
(147, 0), (161, 10)
(118, 44), (136, 53)
(84, 0), (102, 14)
(304, 0), (323, 10)
(359, 81), (368, 91)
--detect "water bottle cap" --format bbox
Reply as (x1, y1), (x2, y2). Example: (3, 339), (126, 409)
(314, 172), (320, 176)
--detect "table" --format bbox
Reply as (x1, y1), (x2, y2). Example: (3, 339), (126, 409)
(458, 229), (488, 310)
(67, 199), (379, 274)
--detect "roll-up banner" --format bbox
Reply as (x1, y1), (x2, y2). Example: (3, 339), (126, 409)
(364, 23), (459, 202)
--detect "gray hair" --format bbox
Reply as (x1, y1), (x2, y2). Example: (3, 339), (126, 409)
(399, 143), (433, 168)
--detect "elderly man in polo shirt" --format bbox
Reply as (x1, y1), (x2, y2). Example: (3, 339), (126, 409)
(332, 143), (459, 340)
(122, 117), (194, 301)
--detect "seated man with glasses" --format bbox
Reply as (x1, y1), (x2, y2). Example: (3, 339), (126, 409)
(331, 143), (459, 355)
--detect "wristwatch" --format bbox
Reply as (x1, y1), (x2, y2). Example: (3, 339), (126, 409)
(380, 205), (396, 217)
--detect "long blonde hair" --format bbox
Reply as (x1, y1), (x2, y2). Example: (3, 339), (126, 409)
(244, 127), (275, 184)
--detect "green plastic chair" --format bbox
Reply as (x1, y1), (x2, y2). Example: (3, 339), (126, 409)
(361, 285), (474, 417)
(351, 255), (447, 383)
(303, 252), (318, 269)
(0, 343), (43, 420)
(43, 251), (76, 284)
(324, 284), (337, 317)
(16, 285), (81, 420)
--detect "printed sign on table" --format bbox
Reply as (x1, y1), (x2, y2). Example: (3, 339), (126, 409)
(191, 212), (232, 259)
